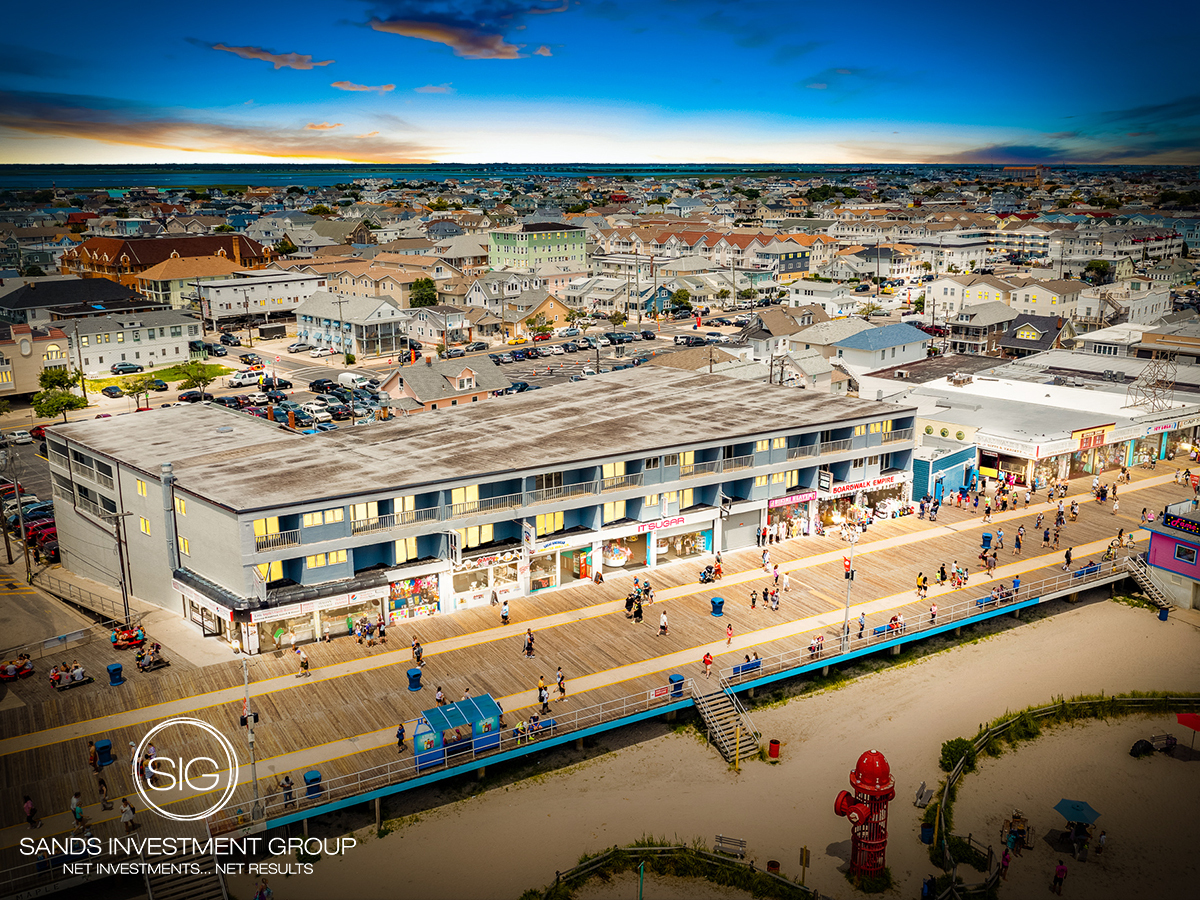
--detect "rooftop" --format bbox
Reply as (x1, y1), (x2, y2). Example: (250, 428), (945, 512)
(53, 367), (915, 513)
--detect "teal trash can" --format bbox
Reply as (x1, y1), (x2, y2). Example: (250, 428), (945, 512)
(95, 740), (114, 767)
(304, 770), (322, 799)
(920, 823), (934, 844)
(710, 597), (725, 617)
(1158, 606), (1169, 622)
(669, 673), (684, 698)
(406, 668), (423, 691)
(106, 663), (124, 687)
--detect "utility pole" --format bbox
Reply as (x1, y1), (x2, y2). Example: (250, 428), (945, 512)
(241, 288), (254, 348)
(332, 295), (357, 425)
(71, 321), (87, 402)
(840, 526), (859, 653)
(242, 659), (263, 819)
(0, 440), (12, 564)
(9, 445), (32, 582)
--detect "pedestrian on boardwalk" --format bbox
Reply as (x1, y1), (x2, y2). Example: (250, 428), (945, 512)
(70, 791), (86, 833)
(1036, 511), (1044, 530)
(703, 652), (713, 678)
(23, 796), (41, 829)
(1112, 498), (1119, 516)
(395, 722), (406, 752)
(1053, 527), (1061, 550)
(501, 600), (509, 624)
(435, 686), (445, 705)
(973, 494), (980, 513)
(858, 612), (865, 640)
(1013, 531), (1022, 555)
(937, 563), (947, 585)
(1012, 575), (1021, 600)
(782, 571), (790, 592)
(996, 527), (1004, 549)
(916, 573), (924, 599)
(412, 635), (419, 660)
(322, 622), (330, 643)
(762, 548), (770, 570)
(413, 641), (424, 667)
(98, 778), (113, 811)
(726, 623), (733, 646)
(279, 775), (295, 809)
(773, 564), (780, 586)
(87, 740), (99, 775)
(524, 629), (535, 659)
(1063, 548), (1073, 571)
(991, 550), (999, 573)
(770, 589), (780, 610)
(294, 648), (310, 678)
(930, 602), (937, 625)
(462, 687), (472, 702)
(1000, 848), (1011, 881)
(750, 589), (757, 610)
(120, 798), (137, 833)
(539, 684), (550, 714)
(1052, 860), (1067, 895)
(556, 666), (566, 701)
(659, 610), (669, 636)
(633, 598), (644, 624)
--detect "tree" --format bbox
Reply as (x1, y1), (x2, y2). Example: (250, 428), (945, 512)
(344, 352), (356, 366)
(525, 314), (553, 335)
(565, 308), (587, 323)
(715, 289), (731, 306)
(123, 375), (154, 409)
(737, 288), (756, 300)
(308, 204), (333, 216)
(214, 224), (235, 233)
(947, 264), (961, 274)
(39, 368), (79, 392)
(179, 362), (215, 393)
(607, 311), (627, 326)
(32, 390), (87, 422)
(410, 278), (438, 308)
(858, 300), (884, 317)
(1085, 260), (1113, 285)
(913, 295), (926, 313)
(275, 237), (298, 257)
(921, 262), (932, 272)
(20, 265), (46, 277)
(0, 400), (10, 418)
(671, 289), (692, 309)
(653, 195), (669, 210)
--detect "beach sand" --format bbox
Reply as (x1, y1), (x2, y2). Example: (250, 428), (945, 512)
(229, 597), (1200, 900)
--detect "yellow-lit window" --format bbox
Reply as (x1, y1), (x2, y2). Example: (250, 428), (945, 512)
(869, 423), (881, 434)
(755, 475), (770, 487)
(351, 501), (378, 521)
(786, 469), (799, 488)
(664, 491), (678, 505)
(881, 420), (893, 433)
(755, 439), (769, 452)
(302, 512), (322, 528)
(253, 517), (279, 537)
(679, 451), (694, 467)
(177, 536), (190, 556)
(451, 485), (479, 509)
(136, 480), (147, 497)
(536, 511), (563, 536)
(644, 494), (659, 507)
(256, 560), (282, 581)
(328, 549), (347, 565)
(324, 508), (344, 524)
(395, 537), (417, 563)
(601, 461), (626, 479)
(455, 524), (494, 549)
(139, 516), (150, 535)
(603, 500), (626, 523)
(680, 489), (694, 508)
(174, 496), (186, 516)
(771, 472), (785, 484)
(854, 425), (866, 437)
(306, 553), (326, 568)
(772, 437), (786, 449)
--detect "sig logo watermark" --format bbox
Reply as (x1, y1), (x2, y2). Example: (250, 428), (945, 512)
(133, 717), (240, 822)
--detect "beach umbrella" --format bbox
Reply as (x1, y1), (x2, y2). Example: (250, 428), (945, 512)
(1053, 799), (1101, 825)
(1176, 712), (1200, 748)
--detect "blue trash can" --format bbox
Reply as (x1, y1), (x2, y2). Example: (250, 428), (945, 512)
(669, 673), (684, 698)
(981, 532), (993, 550)
(710, 597), (725, 617)
(95, 739), (114, 767)
(406, 667), (423, 691)
(920, 823), (934, 844)
(1158, 606), (1169, 622)
(106, 663), (124, 687)
(304, 770), (322, 798)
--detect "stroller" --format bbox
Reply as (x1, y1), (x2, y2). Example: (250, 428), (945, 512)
(699, 565), (717, 584)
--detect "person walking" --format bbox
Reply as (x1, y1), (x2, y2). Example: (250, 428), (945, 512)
(500, 599), (509, 624)
(70, 791), (86, 833)
(782, 571), (790, 592)
(279, 775), (296, 809)
(857, 612), (865, 641)
(435, 686), (445, 706)
(294, 648), (310, 678)
(539, 683), (550, 714)
(1112, 498), (1119, 516)
(726, 623), (733, 646)
(1000, 848), (1011, 881)
(1053, 527), (1061, 550)
(1012, 575), (1021, 601)
(23, 796), (42, 829)
(916, 573), (924, 599)
(659, 610), (669, 636)
(395, 721), (406, 752)
(703, 652), (713, 678)
(524, 629), (535, 659)
(98, 778), (113, 811)
(462, 687), (472, 702)
(556, 666), (566, 701)
(87, 740), (99, 775)
(930, 602), (937, 625)
(1052, 859), (1067, 895)
(120, 798), (138, 833)
(750, 588), (757, 610)
(1013, 530), (1022, 555)
(995, 527), (1004, 550)
(413, 640), (424, 667)
(1062, 547), (1073, 571)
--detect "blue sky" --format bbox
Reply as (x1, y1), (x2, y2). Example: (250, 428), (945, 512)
(1, 0), (1197, 165)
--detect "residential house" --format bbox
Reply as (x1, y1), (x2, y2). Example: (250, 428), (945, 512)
(504, 291), (575, 339)
(464, 272), (547, 314)
(197, 271), (332, 327)
(741, 307), (828, 361)
(135, 255), (245, 310)
(409, 305), (468, 346)
(782, 349), (848, 394)
(378, 359), (511, 414)
(0, 323), (71, 395)
(294, 292), (412, 359)
(998, 314), (1075, 358)
(948, 302), (1018, 356)
(488, 222), (587, 272)
(830, 323), (930, 372)
(66, 310), (203, 376)
(1006, 276), (1087, 318)
(789, 318), (874, 360)
(61, 235), (268, 288)
(1072, 323), (1158, 358)
(788, 279), (855, 318)
(0, 276), (153, 327)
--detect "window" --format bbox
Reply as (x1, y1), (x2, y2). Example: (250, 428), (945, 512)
(253, 517), (279, 537)
(786, 469), (799, 488)
(351, 501), (379, 521)
(395, 537), (417, 564)
(601, 461), (626, 479)
(772, 437), (786, 449)
(174, 496), (186, 516)
(116, 332), (124, 343)
(603, 500), (626, 523)
(755, 439), (769, 452)
(256, 560), (282, 581)
(170, 326), (182, 337)
(139, 517), (151, 535)
(644, 493), (659, 507)
(456, 524), (493, 548)
(303, 508), (344, 527)
(177, 536), (190, 556)
(663, 454), (679, 467)
(136, 479), (147, 497)
(645, 457), (659, 469)
(328, 549), (347, 565)
(1175, 544), (1198, 565)
(854, 425), (866, 437)
(536, 511), (563, 536)
(306, 553), (327, 569)
(754, 474), (770, 487)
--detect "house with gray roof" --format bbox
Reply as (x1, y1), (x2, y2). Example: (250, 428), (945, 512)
(788, 318), (873, 359)
(294, 291), (411, 359)
(831, 323), (930, 372)
(949, 301), (1018, 356)
(998, 314), (1075, 359)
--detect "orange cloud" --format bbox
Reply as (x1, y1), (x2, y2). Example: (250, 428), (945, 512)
(212, 44), (334, 70)
(534, 45), (552, 57)
(369, 18), (524, 59)
(0, 91), (439, 163)
(331, 81), (396, 93)
(357, 131), (380, 138)
(414, 83), (455, 94)
(306, 122), (343, 130)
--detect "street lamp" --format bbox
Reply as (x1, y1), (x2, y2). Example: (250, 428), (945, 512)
(840, 526), (860, 653)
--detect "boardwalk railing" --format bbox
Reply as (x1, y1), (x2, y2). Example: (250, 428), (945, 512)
(35, 571), (129, 624)
(0, 618), (115, 662)
(719, 556), (1134, 684)
(205, 678), (699, 835)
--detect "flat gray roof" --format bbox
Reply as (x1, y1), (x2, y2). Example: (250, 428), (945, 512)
(53, 367), (914, 513)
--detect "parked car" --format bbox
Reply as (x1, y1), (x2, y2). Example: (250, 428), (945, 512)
(443, 348), (466, 359)
(316, 422), (339, 432)
(524, 347), (541, 360)
(550, 345), (565, 355)
(259, 377), (293, 390)
(101, 385), (123, 399)
(177, 390), (214, 403)
(506, 381), (530, 394)
(264, 390), (288, 404)
(8, 430), (33, 445)
(506, 336), (527, 345)
(239, 353), (261, 365)
(511, 349), (527, 361)
(204, 343), (228, 356)
(212, 396), (241, 409)
(497, 352), (514, 363)
(148, 379), (169, 392)
(110, 362), (143, 375)
(640, 330), (658, 341)
(487, 354), (503, 364)
(245, 391), (269, 405)
(563, 342), (578, 353)
(308, 378), (337, 393)
(465, 342), (488, 352)
(532, 332), (552, 342)
(287, 342), (313, 354)
(560, 327), (580, 337)
(38, 540), (59, 563)
(325, 403), (351, 420)
(29, 425), (46, 440)
(310, 347), (337, 358)
(219, 333), (242, 346)
(597, 337), (611, 346)
(3, 496), (40, 517)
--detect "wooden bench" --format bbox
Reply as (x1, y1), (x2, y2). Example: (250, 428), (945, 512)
(138, 658), (171, 673)
(713, 835), (746, 859)
(1150, 733), (1177, 753)
(914, 780), (935, 808)
(0, 668), (34, 682)
(732, 659), (761, 677)
(54, 676), (94, 692)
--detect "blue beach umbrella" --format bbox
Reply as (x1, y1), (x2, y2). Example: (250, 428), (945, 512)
(1053, 799), (1101, 825)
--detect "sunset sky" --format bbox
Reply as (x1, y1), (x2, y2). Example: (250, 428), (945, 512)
(1, 0), (1197, 165)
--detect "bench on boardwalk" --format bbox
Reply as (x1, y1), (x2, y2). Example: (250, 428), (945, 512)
(0, 667), (34, 682)
(54, 676), (94, 692)
(873, 625), (889, 637)
(713, 835), (747, 858)
(1072, 564), (1101, 579)
(732, 659), (761, 677)
(512, 718), (557, 743)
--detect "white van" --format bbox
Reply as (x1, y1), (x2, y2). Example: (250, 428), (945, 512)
(228, 371), (262, 388)
(338, 373), (370, 389)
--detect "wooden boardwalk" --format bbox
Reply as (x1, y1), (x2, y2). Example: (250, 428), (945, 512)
(0, 465), (1188, 858)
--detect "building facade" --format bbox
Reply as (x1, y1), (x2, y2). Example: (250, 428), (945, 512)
(488, 223), (587, 272)
(66, 311), (204, 376)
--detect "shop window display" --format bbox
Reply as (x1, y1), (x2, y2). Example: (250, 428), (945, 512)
(389, 576), (441, 619)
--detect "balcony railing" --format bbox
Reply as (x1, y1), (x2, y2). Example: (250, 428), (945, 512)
(351, 514), (397, 535)
(601, 472), (644, 493)
(680, 460), (721, 479)
(722, 454), (754, 472)
(255, 529), (302, 552)
(396, 507), (440, 526)
(71, 462), (115, 490)
(820, 438), (853, 454)
(75, 496), (114, 523)
(787, 444), (819, 460)
(450, 492), (523, 519)
(881, 428), (914, 444)
(48, 449), (70, 470)
(527, 481), (598, 506)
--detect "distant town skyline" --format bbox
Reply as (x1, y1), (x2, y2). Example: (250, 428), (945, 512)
(1, 0), (1197, 166)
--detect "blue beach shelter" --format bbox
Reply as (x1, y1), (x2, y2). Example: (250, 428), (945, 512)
(413, 693), (503, 772)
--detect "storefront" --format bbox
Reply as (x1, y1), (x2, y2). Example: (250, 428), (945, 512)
(390, 573), (443, 619)
(173, 579), (234, 642)
(602, 534), (647, 570)
(557, 544), (594, 586)
(450, 548), (521, 609)
(819, 473), (911, 524)
(767, 491), (818, 539)
(978, 450), (1030, 486)
(652, 520), (714, 562)
(321, 587), (387, 635)
(247, 586), (388, 652)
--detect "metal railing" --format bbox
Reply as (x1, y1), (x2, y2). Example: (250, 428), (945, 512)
(75, 495), (115, 523)
(720, 556), (1134, 684)
(206, 678), (696, 835)
(254, 529), (302, 552)
(881, 427), (914, 444)
(820, 438), (853, 454)
(450, 492), (524, 518)
(722, 454), (754, 472)
(1165, 498), (1197, 516)
(36, 572), (128, 624)
(51, 483), (74, 503)
(600, 472), (644, 492)
(351, 514), (397, 535)
(396, 507), (440, 526)
(680, 460), (721, 479)
(526, 481), (598, 505)
(0, 618), (114, 662)
(787, 444), (819, 460)
(48, 449), (70, 470)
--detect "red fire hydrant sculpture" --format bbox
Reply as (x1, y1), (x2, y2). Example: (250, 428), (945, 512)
(833, 749), (896, 878)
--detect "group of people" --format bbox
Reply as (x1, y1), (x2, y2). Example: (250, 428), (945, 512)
(48, 660), (87, 687)
(134, 643), (163, 672)
(2, 654), (34, 678)
(109, 626), (145, 649)
(623, 577), (655, 623)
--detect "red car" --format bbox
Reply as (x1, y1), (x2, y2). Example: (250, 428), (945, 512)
(25, 520), (56, 542)
(33, 527), (57, 547)
(532, 332), (552, 342)
(29, 425), (46, 440)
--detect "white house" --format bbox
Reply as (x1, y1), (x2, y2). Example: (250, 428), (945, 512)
(830, 323), (929, 372)
(66, 310), (202, 377)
